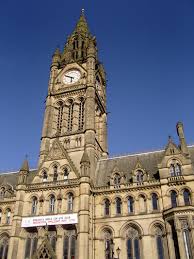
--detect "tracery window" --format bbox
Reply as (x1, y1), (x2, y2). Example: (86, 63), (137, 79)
(114, 173), (121, 186)
(78, 98), (84, 130)
(49, 195), (55, 213)
(115, 197), (122, 215)
(5, 209), (11, 224)
(104, 199), (110, 216)
(24, 233), (38, 259)
(126, 227), (141, 259)
(169, 160), (182, 176)
(67, 193), (74, 211)
(179, 220), (192, 259)
(43, 171), (48, 182)
(67, 101), (74, 132)
(154, 226), (165, 259)
(170, 190), (178, 208)
(136, 170), (143, 184)
(104, 230), (113, 259)
(63, 235), (77, 259)
(31, 196), (38, 215)
(183, 189), (191, 206)
(53, 165), (58, 181)
(0, 235), (9, 259)
(152, 193), (159, 211)
(57, 101), (63, 134)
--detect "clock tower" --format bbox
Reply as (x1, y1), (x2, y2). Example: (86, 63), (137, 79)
(39, 10), (108, 178)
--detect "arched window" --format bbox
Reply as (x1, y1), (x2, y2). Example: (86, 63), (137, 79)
(103, 229), (113, 259)
(24, 234), (38, 259)
(49, 231), (57, 251)
(78, 98), (85, 130)
(171, 191), (178, 208)
(5, 209), (11, 224)
(154, 226), (164, 259)
(43, 171), (48, 182)
(137, 170), (143, 183)
(128, 196), (134, 213)
(139, 195), (147, 213)
(63, 236), (69, 259)
(104, 199), (110, 216)
(183, 189), (191, 206)
(67, 101), (74, 132)
(31, 197), (38, 215)
(115, 197), (122, 215)
(67, 193), (73, 211)
(49, 195), (55, 213)
(0, 209), (2, 224)
(152, 193), (159, 210)
(127, 227), (141, 259)
(53, 165), (58, 181)
(57, 102), (63, 134)
(64, 168), (69, 181)
(0, 236), (9, 259)
(169, 160), (182, 176)
(70, 236), (76, 259)
(114, 173), (121, 186)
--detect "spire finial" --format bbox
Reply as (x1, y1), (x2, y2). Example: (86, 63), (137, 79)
(81, 8), (85, 15)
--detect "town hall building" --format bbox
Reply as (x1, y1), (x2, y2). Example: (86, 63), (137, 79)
(0, 10), (194, 259)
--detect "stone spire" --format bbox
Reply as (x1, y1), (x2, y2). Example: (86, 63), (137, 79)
(18, 158), (29, 184)
(80, 149), (90, 177)
(20, 158), (29, 172)
(74, 9), (90, 35)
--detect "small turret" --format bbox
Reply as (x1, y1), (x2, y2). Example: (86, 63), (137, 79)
(176, 122), (189, 156)
(18, 158), (29, 184)
(80, 149), (90, 177)
(51, 48), (61, 68)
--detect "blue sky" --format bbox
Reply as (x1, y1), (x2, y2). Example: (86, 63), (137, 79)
(0, 0), (194, 171)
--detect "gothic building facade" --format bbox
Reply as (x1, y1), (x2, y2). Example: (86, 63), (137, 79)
(0, 10), (194, 259)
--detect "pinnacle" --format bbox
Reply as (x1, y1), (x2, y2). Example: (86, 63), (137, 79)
(74, 9), (90, 34)
(80, 149), (90, 164)
(20, 158), (29, 172)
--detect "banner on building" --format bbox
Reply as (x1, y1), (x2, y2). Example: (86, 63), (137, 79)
(21, 213), (78, 227)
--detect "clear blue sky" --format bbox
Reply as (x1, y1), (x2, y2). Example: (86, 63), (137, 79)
(0, 0), (194, 171)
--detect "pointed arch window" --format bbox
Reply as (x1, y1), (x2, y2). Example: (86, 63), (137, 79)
(114, 173), (121, 186)
(152, 193), (159, 211)
(67, 193), (74, 211)
(49, 195), (55, 213)
(104, 230), (113, 259)
(57, 101), (64, 134)
(5, 209), (11, 224)
(128, 196), (134, 213)
(70, 236), (76, 259)
(169, 160), (182, 176)
(115, 197), (122, 215)
(127, 227), (141, 259)
(183, 189), (191, 206)
(0, 236), (9, 259)
(181, 223), (192, 259)
(24, 234), (38, 259)
(53, 165), (58, 181)
(171, 190), (178, 208)
(104, 199), (110, 216)
(137, 170), (143, 184)
(63, 236), (69, 259)
(43, 171), (48, 182)
(31, 196), (38, 215)
(78, 98), (85, 130)
(0, 187), (5, 199)
(64, 167), (69, 181)
(67, 101), (74, 132)
(49, 231), (57, 251)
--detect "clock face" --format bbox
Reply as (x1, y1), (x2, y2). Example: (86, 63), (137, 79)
(63, 70), (81, 84)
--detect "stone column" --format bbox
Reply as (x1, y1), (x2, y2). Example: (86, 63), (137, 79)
(63, 104), (69, 133)
(100, 113), (108, 157)
(56, 225), (64, 259)
(142, 235), (153, 258)
(37, 227), (45, 247)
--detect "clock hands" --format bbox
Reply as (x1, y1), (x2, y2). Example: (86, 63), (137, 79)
(65, 75), (74, 82)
